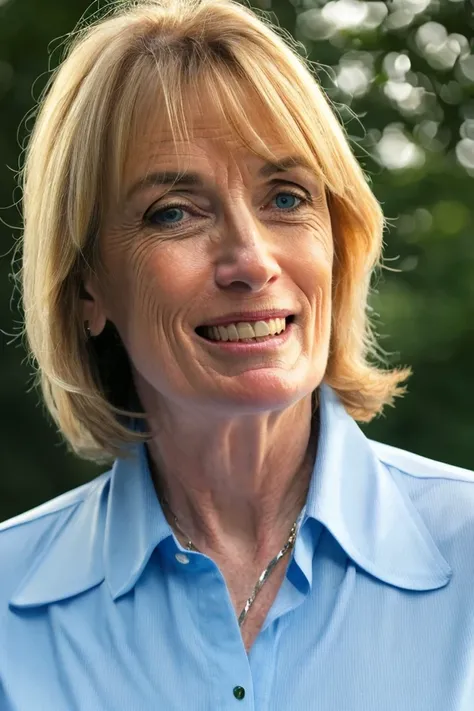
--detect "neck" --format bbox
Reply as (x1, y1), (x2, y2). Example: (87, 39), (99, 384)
(144, 392), (319, 564)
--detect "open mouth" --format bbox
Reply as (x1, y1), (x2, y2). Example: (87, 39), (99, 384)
(195, 315), (296, 342)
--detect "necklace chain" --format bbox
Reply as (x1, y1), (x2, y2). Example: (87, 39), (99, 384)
(155, 390), (319, 628)
(159, 494), (299, 628)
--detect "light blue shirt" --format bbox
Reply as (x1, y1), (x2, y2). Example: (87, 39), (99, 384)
(1, 383), (474, 710)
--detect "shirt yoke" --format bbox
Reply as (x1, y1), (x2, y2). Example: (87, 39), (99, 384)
(0, 472), (111, 611)
(0, 471), (111, 534)
(370, 440), (474, 484)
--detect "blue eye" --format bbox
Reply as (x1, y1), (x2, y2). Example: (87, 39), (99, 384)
(145, 189), (308, 231)
(273, 192), (302, 210)
(151, 206), (185, 226)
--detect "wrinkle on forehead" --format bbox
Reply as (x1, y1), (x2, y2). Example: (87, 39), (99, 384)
(122, 80), (294, 189)
(126, 130), (293, 191)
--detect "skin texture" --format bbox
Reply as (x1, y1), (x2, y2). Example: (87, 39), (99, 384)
(83, 101), (334, 579)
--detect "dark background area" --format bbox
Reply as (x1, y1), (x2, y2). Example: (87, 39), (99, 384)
(1, 0), (473, 522)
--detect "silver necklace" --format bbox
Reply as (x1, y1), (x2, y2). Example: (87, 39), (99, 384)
(159, 494), (299, 627)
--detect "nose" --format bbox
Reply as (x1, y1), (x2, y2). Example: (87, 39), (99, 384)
(214, 209), (282, 293)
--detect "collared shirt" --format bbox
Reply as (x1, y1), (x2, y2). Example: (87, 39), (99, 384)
(1, 383), (474, 710)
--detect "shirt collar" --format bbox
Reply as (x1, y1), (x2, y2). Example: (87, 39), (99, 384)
(9, 384), (451, 608)
(299, 385), (451, 590)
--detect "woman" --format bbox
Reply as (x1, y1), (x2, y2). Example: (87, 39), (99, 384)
(1, 0), (473, 708)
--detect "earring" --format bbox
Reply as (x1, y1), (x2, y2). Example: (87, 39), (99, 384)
(84, 321), (92, 339)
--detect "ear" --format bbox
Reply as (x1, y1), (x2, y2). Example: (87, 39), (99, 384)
(81, 278), (107, 337)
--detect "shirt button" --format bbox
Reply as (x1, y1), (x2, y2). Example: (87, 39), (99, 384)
(175, 553), (190, 564)
(233, 686), (245, 700)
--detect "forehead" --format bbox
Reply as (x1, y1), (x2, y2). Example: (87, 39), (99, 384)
(123, 87), (298, 185)
(127, 131), (291, 185)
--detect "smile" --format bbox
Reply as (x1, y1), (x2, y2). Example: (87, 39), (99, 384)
(194, 316), (296, 351)
(196, 316), (294, 342)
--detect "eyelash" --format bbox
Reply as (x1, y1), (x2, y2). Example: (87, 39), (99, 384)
(144, 189), (312, 231)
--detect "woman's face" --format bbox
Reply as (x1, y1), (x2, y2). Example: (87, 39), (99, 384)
(85, 107), (334, 418)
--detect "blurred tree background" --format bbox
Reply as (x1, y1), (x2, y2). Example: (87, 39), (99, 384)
(0, 0), (473, 522)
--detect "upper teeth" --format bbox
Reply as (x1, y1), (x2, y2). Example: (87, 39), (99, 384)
(206, 318), (287, 341)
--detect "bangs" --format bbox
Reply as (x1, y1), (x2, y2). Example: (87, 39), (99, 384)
(105, 49), (334, 212)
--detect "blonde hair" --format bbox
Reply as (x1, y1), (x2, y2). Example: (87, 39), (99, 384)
(19, 0), (411, 462)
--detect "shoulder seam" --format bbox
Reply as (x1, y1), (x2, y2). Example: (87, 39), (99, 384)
(0, 471), (112, 534)
(370, 440), (474, 484)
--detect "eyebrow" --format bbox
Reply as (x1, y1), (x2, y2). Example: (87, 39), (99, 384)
(124, 155), (310, 203)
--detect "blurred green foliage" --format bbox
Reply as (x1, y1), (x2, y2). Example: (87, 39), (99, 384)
(0, 0), (473, 521)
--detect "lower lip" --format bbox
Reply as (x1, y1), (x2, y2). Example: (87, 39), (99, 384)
(196, 321), (295, 353)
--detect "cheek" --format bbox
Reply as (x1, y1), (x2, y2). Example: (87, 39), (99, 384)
(112, 242), (206, 337)
(295, 220), (333, 289)
(134, 242), (206, 308)
(293, 221), (333, 336)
